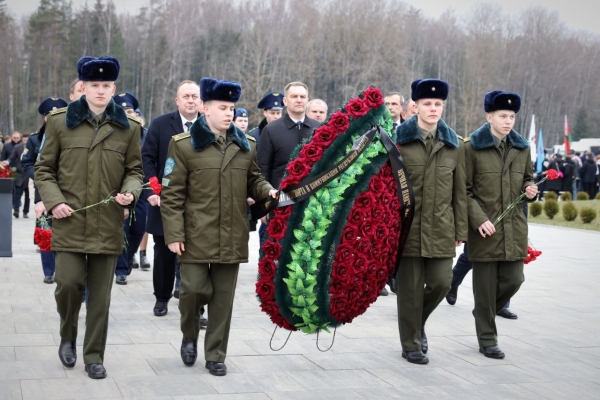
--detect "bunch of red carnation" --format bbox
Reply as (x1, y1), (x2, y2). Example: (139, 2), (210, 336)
(328, 162), (401, 323)
(148, 177), (162, 195)
(34, 227), (52, 252)
(524, 246), (542, 264)
(0, 166), (14, 178)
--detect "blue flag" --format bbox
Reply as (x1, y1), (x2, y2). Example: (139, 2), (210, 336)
(536, 128), (544, 173)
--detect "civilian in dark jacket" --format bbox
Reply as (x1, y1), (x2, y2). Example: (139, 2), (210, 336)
(141, 80), (205, 319)
(0, 131), (21, 161)
(5, 134), (30, 218)
(580, 153), (598, 198)
(256, 82), (320, 189)
(561, 156), (577, 196)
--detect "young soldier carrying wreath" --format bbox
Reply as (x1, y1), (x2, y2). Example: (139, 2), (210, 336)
(395, 79), (468, 365)
(465, 91), (537, 359)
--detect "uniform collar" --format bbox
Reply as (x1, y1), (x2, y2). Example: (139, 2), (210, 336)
(189, 115), (250, 153)
(396, 115), (459, 148)
(65, 95), (130, 130)
(469, 123), (529, 150)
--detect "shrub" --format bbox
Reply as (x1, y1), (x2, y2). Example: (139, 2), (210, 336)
(530, 202), (543, 217)
(560, 192), (572, 201)
(544, 192), (558, 201)
(580, 207), (597, 223)
(543, 200), (559, 219)
(577, 191), (590, 201)
(595, 192), (600, 200)
(561, 201), (578, 221)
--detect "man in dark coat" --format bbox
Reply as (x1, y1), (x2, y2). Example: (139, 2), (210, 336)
(465, 91), (537, 359)
(141, 80), (207, 320)
(4, 133), (30, 218)
(0, 131), (21, 162)
(580, 152), (598, 198)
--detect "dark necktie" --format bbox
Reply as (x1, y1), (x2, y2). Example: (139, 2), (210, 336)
(425, 133), (433, 155)
(499, 141), (506, 160)
(185, 121), (192, 131)
(296, 121), (302, 130)
(393, 122), (398, 130)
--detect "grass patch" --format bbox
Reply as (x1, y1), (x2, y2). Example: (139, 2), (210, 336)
(529, 200), (600, 231)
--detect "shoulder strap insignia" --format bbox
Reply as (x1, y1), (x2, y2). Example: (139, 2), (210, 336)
(50, 107), (67, 116)
(126, 114), (142, 124)
(173, 132), (191, 142)
(456, 134), (464, 140)
(463, 136), (470, 143)
(246, 134), (256, 142)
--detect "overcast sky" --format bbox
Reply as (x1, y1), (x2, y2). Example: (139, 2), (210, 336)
(5, 0), (599, 35)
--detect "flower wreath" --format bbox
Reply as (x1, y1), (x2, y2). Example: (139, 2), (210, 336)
(256, 87), (404, 334)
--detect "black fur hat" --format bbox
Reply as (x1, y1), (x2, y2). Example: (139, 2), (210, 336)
(411, 79), (449, 101)
(484, 91), (521, 113)
(77, 56), (120, 81)
(200, 78), (242, 103)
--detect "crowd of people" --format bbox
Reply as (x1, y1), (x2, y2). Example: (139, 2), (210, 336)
(537, 151), (600, 200)
(5, 52), (547, 380)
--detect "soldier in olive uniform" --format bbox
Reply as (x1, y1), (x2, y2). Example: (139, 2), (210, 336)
(161, 78), (276, 376)
(35, 56), (144, 379)
(465, 91), (536, 359)
(395, 79), (468, 365)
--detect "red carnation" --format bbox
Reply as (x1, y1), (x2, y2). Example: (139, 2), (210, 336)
(545, 169), (559, 180)
(258, 258), (277, 278)
(356, 238), (372, 255)
(312, 125), (337, 147)
(353, 256), (368, 274)
(363, 87), (384, 108)
(274, 205), (292, 219)
(280, 175), (302, 189)
(341, 226), (358, 242)
(331, 263), (350, 281)
(148, 176), (162, 195)
(256, 277), (276, 302)
(287, 159), (310, 179)
(299, 143), (324, 164)
(328, 112), (350, 133)
(266, 216), (287, 241)
(262, 240), (282, 260)
(349, 209), (365, 224)
(330, 279), (349, 294)
(344, 97), (369, 118)
(34, 227), (52, 252)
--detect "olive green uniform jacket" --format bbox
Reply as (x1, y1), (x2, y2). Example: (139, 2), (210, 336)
(161, 115), (273, 264)
(465, 123), (535, 262)
(35, 97), (144, 255)
(396, 116), (468, 258)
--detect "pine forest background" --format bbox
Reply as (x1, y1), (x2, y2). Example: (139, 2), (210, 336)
(0, 0), (599, 145)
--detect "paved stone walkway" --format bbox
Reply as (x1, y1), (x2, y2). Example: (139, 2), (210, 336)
(1, 215), (599, 399)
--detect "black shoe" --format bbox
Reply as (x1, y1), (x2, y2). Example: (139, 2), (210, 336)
(58, 339), (76, 368)
(43, 275), (54, 284)
(479, 345), (505, 359)
(446, 286), (458, 305)
(13, 211), (18, 218)
(387, 277), (396, 294)
(23, 213), (29, 218)
(130, 255), (139, 269)
(140, 253), (151, 270)
(181, 337), (197, 366)
(402, 350), (429, 364)
(497, 308), (518, 319)
(380, 287), (389, 296)
(421, 330), (428, 354)
(85, 363), (107, 379)
(205, 361), (227, 376)
(115, 275), (127, 285)
(153, 301), (168, 316)
(173, 289), (180, 299)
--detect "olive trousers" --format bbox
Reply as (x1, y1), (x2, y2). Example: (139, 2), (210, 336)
(179, 263), (239, 362)
(396, 257), (453, 351)
(473, 260), (524, 347)
(54, 252), (117, 365)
